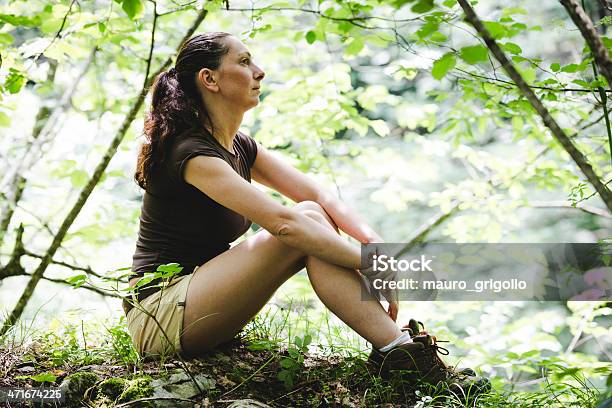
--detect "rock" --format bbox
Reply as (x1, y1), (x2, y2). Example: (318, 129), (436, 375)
(148, 369), (216, 408)
(118, 376), (154, 404)
(226, 399), (272, 408)
(59, 371), (99, 407)
(98, 377), (127, 399)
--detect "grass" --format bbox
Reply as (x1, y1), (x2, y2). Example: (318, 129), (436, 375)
(1, 284), (609, 407)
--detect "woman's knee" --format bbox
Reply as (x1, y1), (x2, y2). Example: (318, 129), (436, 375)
(293, 200), (324, 214)
(302, 209), (339, 233)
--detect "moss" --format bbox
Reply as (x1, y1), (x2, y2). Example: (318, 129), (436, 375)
(118, 376), (154, 403)
(98, 377), (126, 398)
(61, 371), (99, 407)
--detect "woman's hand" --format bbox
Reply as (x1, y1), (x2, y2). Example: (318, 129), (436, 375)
(387, 299), (399, 322)
(363, 235), (400, 322)
(365, 232), (384, 244)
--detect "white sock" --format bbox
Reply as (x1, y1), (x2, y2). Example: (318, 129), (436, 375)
(378, 331), (413, 352)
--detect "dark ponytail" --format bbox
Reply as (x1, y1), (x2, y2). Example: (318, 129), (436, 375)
(135, 32), (231, 189)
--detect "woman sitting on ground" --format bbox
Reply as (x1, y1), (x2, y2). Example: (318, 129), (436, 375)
(124, 31), (487, 391)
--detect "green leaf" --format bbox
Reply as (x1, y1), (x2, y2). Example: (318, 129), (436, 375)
(70, 170), (89, 188)
(288, 348), (299, 359)
(430, 32), (447, 42)
(6, 69), (25, 94)
(0, 13), (41, 27)
(0, 32), (14, 45)
(417, 21), (439, 38)
(156, 263), (183, 275)
(550, 63), (561, 72)
(370, 120), (390, 136)
(502, 7), (527, 16)
(411, 0), (434, 14)
(66, 274), (88, 288)
(483, 21), (507, 39)
(345, 36), (364, 56)
(0, 111), (10, 127)
(305, 30), (317, 44)
(460, 45), (488, 64)
(30, 373), (57, 383)
(560, 63), (586, 73)
(431, 53), (456, 79)
(122, 0), (144, 19)
(280, 358), (295, 369)
(501, 42), (522, 55)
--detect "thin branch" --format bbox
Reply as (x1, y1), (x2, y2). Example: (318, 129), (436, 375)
(143, 1), (158, 91)
(35, 275), (121, 298)
(581, 0), (612, 165)
(561, 0), (612, 89)
(21, 250), (120, 281)
(581, 178), (612, 201)
(457, 0), (612, 212)
(453, 68), (612, 94)
(0, 7), (210, 337)
(527, 200), (612, 218)
(0, 48), (97, 195)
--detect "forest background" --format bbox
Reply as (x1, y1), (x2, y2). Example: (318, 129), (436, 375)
(0, 0), (610, 406)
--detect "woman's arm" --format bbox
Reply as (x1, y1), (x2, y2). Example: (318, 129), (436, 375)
(316, 190), (383, 244)
(251, 144), (383, 244)
(184, 155), (362, 269)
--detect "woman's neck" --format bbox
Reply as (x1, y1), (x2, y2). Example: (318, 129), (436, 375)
(202, 108), (244, 152)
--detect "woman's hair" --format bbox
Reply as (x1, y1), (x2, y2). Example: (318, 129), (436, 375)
(135, 32), (231, 189)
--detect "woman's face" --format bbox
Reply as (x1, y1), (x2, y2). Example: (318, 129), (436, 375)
(212, 36), (265, 110)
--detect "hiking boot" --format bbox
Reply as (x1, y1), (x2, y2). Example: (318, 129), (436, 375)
(367, 324), (490, 396)
(402, 319), (477, 377)
(411, 333), (491, 396)
(368, 319), (471, 373)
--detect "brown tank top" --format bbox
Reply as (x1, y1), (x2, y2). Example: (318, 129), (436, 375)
(131, 127), (258, 281)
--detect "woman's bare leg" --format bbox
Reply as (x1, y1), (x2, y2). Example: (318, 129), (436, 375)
(180, 201), (401, 356)
(299, 210), (403, 346)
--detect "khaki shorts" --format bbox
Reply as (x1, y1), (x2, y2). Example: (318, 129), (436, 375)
(126, 272), (196, 357)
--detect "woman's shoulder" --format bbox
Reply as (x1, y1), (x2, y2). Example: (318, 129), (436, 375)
(172, 127), (216, 153)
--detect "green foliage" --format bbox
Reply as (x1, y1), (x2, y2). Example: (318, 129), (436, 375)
(118, 376), (153, 402)
(278, 334), (312, 390)
(120, 0), (144, 20)
(460, 45), (489, 64)
(99, 377), (127, 399)
(15, 372), (57, 382)
(432, 52), (456, 79)
(106, 317), (140, 367)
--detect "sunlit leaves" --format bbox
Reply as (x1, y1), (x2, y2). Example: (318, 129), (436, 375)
(344, 35), (364, 56)
(0, 32), (14, 45)
(416, 21), (439, 39)
(0, 111), (10, 127)
(5, 68), (25, 93)
(460, 45), (488, 64)
(501, 42), (522, 55)
(370, 119), (390, 136)
(120, 0), (144, 20)
(412, 0), (435, 14)
(432, 52), (456, 79)
(305, 30), (316, 44)
(0, 13), (41, 28)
